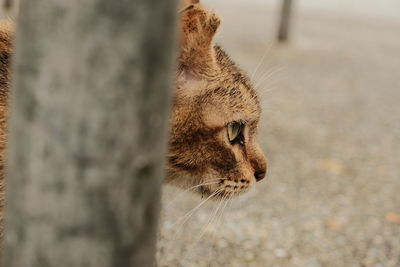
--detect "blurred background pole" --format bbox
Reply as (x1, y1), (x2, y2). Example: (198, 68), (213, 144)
(2, 0), (12, 10)
(278, 0), (293, 42)
(4, 0), (176, 266)
(0, 0), (19, 18)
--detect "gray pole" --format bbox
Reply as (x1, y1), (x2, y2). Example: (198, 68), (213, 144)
(0, 0), (19, 18)
(278, 0), (293, 42)
(4, 0), (176, 266)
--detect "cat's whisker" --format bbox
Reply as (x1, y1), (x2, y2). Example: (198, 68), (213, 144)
(164, 180), (223, 209)
(183, 191), (228, 259)
(255, 67), (284, 89)
(254, 73), (284, 90)
(259, 82), (282, 94)
(200, 191), (226, 232)
(255, 68), (279, 85)
(251, 42), (273, 81)
(255, 64), (283, 80)
(259, 88), (281, 100)
(222, 193), (236, 230)
(259, 90), (280, 101)
(213, 192), (231, 232)
(166, 188), (223, 253)
(171, 188), (222, 230)
(227, 192), (236, 213)
(257, 77), (284, 93)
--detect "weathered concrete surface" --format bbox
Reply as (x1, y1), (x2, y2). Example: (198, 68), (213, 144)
(4, 0), (176, 266)
(158, 1), (400, 266)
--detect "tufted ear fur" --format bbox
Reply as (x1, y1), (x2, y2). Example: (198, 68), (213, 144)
(178, 4), (221, 77)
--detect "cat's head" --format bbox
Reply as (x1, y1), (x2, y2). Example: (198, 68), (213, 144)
(166, 0), (267, 198)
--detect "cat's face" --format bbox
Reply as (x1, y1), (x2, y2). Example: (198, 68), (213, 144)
(166, 2), (267, 198)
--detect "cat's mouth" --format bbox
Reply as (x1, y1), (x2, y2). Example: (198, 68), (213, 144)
(198, 177), (252, 199)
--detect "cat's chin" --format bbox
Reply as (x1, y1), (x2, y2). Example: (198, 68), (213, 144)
(197, 186), (248, 200)
(195, 181), (252, 200)
(165, 171), (254, 199)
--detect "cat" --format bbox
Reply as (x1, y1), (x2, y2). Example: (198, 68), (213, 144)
(0, 0), (267, 238)
(166, 0), (267, 198)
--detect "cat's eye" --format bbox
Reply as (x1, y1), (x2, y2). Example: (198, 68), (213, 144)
(227, 122), (244, 145)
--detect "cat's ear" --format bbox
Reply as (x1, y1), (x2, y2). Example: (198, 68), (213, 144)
(179, 5), (221, 76)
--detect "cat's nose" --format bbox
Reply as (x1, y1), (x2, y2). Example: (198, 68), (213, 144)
(254, 169), (266, 182)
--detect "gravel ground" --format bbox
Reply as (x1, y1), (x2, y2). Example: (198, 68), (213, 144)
(158, 2), (400, 266)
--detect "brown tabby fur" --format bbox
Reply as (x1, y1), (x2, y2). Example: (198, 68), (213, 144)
(0, 0), (266, 237)
(0, 20), (13, 240)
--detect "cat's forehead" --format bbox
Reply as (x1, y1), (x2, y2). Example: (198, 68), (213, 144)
(199, 80), (260, 128)
(176, 44), (261, 128)
(200, 47), (261, 127)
